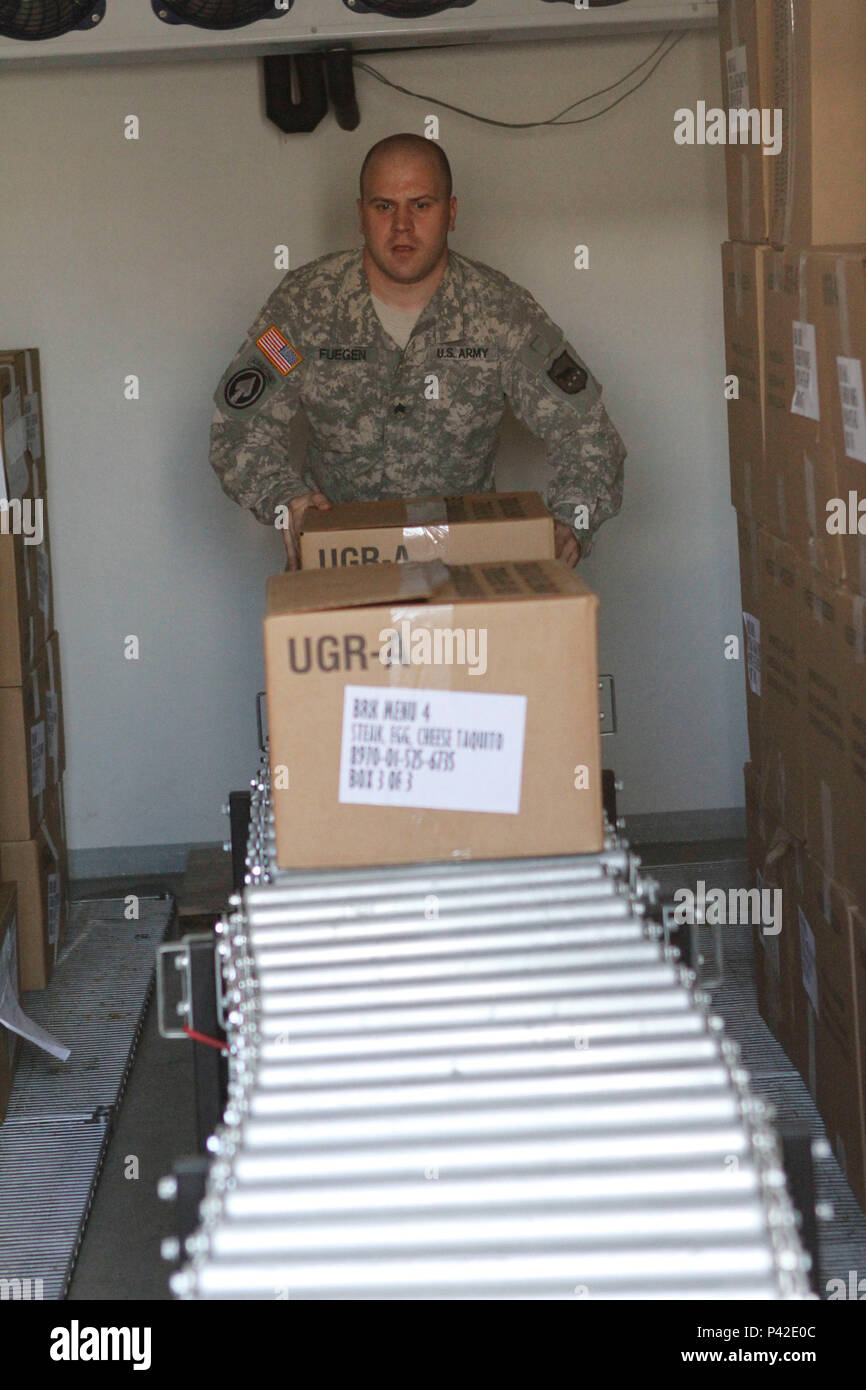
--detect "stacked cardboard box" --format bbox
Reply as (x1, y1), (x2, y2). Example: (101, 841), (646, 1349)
(0, 884), (21, 1123)
(0, 349), (68, 990)
(299, 492), (555, 569)
(719, 0), (866, 1208)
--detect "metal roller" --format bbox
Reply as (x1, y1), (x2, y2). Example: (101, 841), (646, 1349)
(169, 752), (813, 1301)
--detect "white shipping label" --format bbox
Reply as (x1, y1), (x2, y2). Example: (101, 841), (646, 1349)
(837, 356), (866, 463)
(36, 545), (50, 616)
(47, 873), (60, 946)
(798, 905), (819, 1015)
(46, 691), (59, 767)
(791, 321), (820, 420)
(725, 46), (750, 112)
(23, 392), (42, 461)
(743, 612), (761, 696)
(30, 720), (46, 799)
(338, 684), (527, 814)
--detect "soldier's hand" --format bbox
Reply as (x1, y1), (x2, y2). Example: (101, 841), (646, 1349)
(283, 491), (332, 571)
(554, 521), (581, 569)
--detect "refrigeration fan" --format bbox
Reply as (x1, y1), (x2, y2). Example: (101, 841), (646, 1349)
(0, 0), (105, 38)
(152, 0), (292, 27)
(342, 0), (475, 15)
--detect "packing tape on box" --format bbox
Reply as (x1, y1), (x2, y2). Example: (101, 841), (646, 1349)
(405, 500), (448, 527)
(397, 558), (449, 595)
(381, 603), (461, 691)
(401, 525), (450, 550)
(0, 919), (70, 1063)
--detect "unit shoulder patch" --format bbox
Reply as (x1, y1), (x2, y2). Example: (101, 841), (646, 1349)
(547, 349), (588, 396)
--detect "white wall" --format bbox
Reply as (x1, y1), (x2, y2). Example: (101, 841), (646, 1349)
(0, 27), (746, 865)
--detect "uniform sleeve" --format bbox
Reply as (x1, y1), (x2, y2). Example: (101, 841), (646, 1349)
(502, 291), (626, 557)
(208, 279), (309, 526)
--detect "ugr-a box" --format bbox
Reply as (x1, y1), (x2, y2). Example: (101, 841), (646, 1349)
(299, 492), (554, 569)
(264, 559), (602, 870)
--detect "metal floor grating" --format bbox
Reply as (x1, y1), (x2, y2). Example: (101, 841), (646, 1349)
(0, 895), (174, 1299)
(649, 857), (866, 1296)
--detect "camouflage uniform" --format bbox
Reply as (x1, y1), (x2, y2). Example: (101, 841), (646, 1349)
(209, 247), (625, 555)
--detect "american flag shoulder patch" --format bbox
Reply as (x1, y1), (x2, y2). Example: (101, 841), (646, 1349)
(256, 326), (302, 376)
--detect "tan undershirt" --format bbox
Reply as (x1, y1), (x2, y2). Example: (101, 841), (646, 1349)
(371, 292), (424, 350)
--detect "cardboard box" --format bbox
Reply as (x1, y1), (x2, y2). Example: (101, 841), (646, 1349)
(265, 559), (602, 870)
(791, 855), (866, 1209)
(300, 492), (555, 570)
(736, 509), (763, 764)
(0, 350), (43, 491)
(0, 635), (63, 841)
(718, 1), (775, 244)
(757, 531), (805, 838)
(812, 248), (866, 596)
(1, 350), (52, 683)
(796, 561), (848, 884)
(771, 0), (866, 249)
(762, 249), (845, 579)
(0, 805), (67, 992)
(853, 903), (866, 1213)
(745, 761), (804, 1060)
(0, 883), (21, 1123)
(722, 243), (771, 518)
(838, 588), (866, 909)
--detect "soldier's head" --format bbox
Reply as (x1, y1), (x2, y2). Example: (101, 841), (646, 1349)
(357, 133), (456, 286)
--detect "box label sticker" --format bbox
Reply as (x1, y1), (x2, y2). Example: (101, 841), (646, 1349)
(798, 905), (819, 1015)
(725, 46), (750, 112)
(837, 356), (866, 463)
(23, 392), (42, 462)
(47, 873), (60, 946)
(791, 321), (820, 420)
(338, 684), (527, 814)
(743, 611), (761, 696)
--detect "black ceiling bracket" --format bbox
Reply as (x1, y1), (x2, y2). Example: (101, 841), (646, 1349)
(324, 48), (360, 131)
(263, 52), (328, 134)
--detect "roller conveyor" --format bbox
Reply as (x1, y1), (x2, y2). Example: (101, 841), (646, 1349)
(168, 754), (813, 1300)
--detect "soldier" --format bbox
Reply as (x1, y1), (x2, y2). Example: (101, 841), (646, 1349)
(210, 132), (625, 570)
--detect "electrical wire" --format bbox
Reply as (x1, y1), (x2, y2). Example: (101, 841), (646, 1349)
(351, 29), (688, 130)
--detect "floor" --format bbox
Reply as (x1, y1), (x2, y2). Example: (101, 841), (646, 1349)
(61, 840), (866, 1301)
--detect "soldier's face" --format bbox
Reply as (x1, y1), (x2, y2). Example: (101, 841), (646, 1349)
(357, 153), (456, 285)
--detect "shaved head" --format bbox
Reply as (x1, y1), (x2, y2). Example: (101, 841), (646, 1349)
(360, 133), (452, 201)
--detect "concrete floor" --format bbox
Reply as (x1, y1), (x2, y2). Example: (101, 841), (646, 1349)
(62, 841), (866, 1300)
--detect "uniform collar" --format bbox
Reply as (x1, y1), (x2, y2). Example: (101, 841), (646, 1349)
(332, 247), (464, 358)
